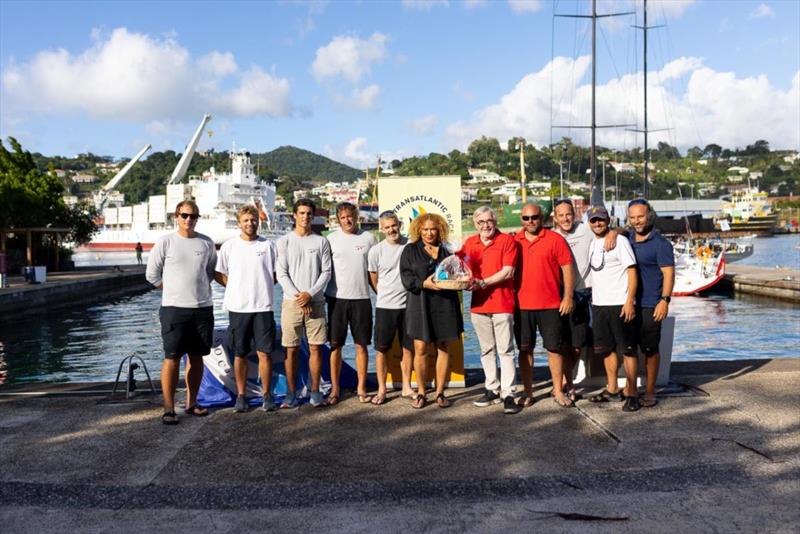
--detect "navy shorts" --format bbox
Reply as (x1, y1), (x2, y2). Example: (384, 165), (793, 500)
(327, 297), (372, 348)
(374, 308), (413, 352)
(228, 311), (276, 357)
(591, 305), (637, 357)
(160, 306), (214, 359)
(514, 308), (563, 353)
(634, 306), (662, 356)
(562, 291), (591, 348)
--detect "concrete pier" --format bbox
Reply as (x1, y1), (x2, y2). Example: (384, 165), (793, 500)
(0, 358), (798, 531)
(0, 267), (151, 319)
(722, 264), (800, 303)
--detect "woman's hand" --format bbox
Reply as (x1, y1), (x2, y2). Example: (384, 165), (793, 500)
(423, 274), (441, 291)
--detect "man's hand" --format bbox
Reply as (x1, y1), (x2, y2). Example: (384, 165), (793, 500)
(653, 300), (669, 322)
(603, 230), (619, 251)
(620, 301), (635, 322)
(295, 291), (312, 307)
(301, 304), (313, 317)
(423, 275), (441, 291)
(559, 295), (574, 316)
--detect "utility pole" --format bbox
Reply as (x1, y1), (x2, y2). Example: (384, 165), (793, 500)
(518, 140), (527, 203)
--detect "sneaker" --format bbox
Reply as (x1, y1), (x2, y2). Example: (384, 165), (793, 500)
(280, 391), (299, 409)
(233, 394), (248, 413)
(262, 394), (277, 412)
(503, 396), (521, 415)
(473, 390), (501, 407)
(309, 391), (326, 408)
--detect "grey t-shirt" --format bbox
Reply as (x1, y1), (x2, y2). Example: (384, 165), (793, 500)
(145, 232), (217, 308)
(276, 231), (332, 303)
(367, 238), (408, 309)
(555, 222), (593, 291)
(325, 229), (377, 300)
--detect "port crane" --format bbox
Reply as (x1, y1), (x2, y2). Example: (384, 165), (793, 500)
(92, 143), (151, 210)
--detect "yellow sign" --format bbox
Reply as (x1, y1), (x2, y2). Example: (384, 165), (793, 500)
(378, 175), (465, 388)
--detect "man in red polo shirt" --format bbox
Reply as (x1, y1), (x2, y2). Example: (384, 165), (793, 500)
(515, 203), (576, 408)
(458, 206), (520, 414)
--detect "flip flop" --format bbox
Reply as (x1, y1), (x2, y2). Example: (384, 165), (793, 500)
(517, 395), (535, 408)
(640, 397), (659, 408)
(327, 395), (340, 406)
(435, 393), (451, 408)
(553, 396), (575, 408)
(358, 394), (373, 404)
(411, 395), (426, 409)
(161, 411), (179, 425)
(371, 393), (387, 405)
(184, 405), (209, 417)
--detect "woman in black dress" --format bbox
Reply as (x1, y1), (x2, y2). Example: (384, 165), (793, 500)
(400, 213), (464, 409)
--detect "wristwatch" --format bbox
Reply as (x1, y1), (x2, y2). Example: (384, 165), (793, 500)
(659, 295), (671, 303)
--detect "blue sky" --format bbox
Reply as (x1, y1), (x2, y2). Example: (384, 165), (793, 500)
(1, 0), (798, 168)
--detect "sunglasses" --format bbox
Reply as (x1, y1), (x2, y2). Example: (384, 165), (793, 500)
(178, 212), (199, 220)
(475, 219), (496, 227)
(553, 198), (573, 207)
(521, 214), (541, 221)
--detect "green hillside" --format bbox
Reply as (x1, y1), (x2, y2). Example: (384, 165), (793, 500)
(259, 145), (361, 181)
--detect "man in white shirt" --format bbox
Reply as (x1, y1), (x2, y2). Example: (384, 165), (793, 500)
(276, 199), (332, 408)
(584, 206), (640, 412)
(326, 202), (377, 405)
(367, 211), (413, 405)
(146, 200), (217, 425)
(215, 205), (278, 413)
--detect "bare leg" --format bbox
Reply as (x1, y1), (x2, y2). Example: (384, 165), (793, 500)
(234, 356), (248, 396)
(602, 351), (621, 393)
(623, 354), (638, 397)
(161, 358), (179, 412)
(185, 354), (205, 409)
(547, 350), (568, 403)
(518, 349), (533, 398)
(257, 351), (271, 397)
(413, 340), (428, 398)
(644, 352), (660, 400)
(330, 346), (342, 398)
(285, 347), (298, 394)
(375, 351), (387, 398)
(434, 342), (450, 396)
(309, 345), (323, 392)
(400, 347), (414, 396)
(355, 343), (369, 397)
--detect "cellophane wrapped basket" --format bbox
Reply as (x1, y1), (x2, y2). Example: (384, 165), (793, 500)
(434, 256), (472, 290)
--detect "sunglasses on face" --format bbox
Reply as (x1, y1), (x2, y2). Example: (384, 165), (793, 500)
(521, 214), (541, 221)
(178, 213), (199, 220)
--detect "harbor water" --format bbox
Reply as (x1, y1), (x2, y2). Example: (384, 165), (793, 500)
(1, 235), (798, 385)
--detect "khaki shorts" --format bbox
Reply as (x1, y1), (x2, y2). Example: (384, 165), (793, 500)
(281, 299), (328, 347)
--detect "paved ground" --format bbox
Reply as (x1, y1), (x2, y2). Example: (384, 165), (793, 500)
(1, 359), (798, 533)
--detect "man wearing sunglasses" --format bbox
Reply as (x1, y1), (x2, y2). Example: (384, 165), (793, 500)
(514, 203), (576, 408)
(146, 200), (217, 425)
(584, 206), (640, 411)
(457, 206), (519, 414)
(625, 199), (675, 408)
(551, 198), (618, 397)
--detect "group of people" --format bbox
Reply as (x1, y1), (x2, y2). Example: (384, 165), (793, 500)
(146, 195), (674, 425)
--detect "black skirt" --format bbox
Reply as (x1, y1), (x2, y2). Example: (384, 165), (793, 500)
(399, 240), (464, 343)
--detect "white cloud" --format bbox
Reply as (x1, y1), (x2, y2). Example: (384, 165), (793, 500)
(445, 56), (800, 152)
(402, 0), (449, 11)
(408, 114), (438, 135)
(464, 0), (488, 8)
(197, 51), (237, 76)
(345, 137), (372, 167)
(351, 84), (381, 110)
(0, 27), (294, 122)
(750, 3), (775, 19)
(508, 0), (542, 14)
(332, 137), (411, 168)
(311, 33), (388, 83)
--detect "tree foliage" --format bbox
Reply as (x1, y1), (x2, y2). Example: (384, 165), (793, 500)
(0, 137), (97, 244)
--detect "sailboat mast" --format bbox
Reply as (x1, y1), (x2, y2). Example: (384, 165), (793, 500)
(590, 0), (600, 205)
(643, 0), (649, 197)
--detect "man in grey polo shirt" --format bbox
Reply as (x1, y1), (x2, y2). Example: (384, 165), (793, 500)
(146, 199), (217, 425)
(368, 210), (413, 405)
(276, 198), (332, 408)
(326, 202), (377, 405)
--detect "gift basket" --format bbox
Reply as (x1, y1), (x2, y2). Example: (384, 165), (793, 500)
(434, 255), (473, 290)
